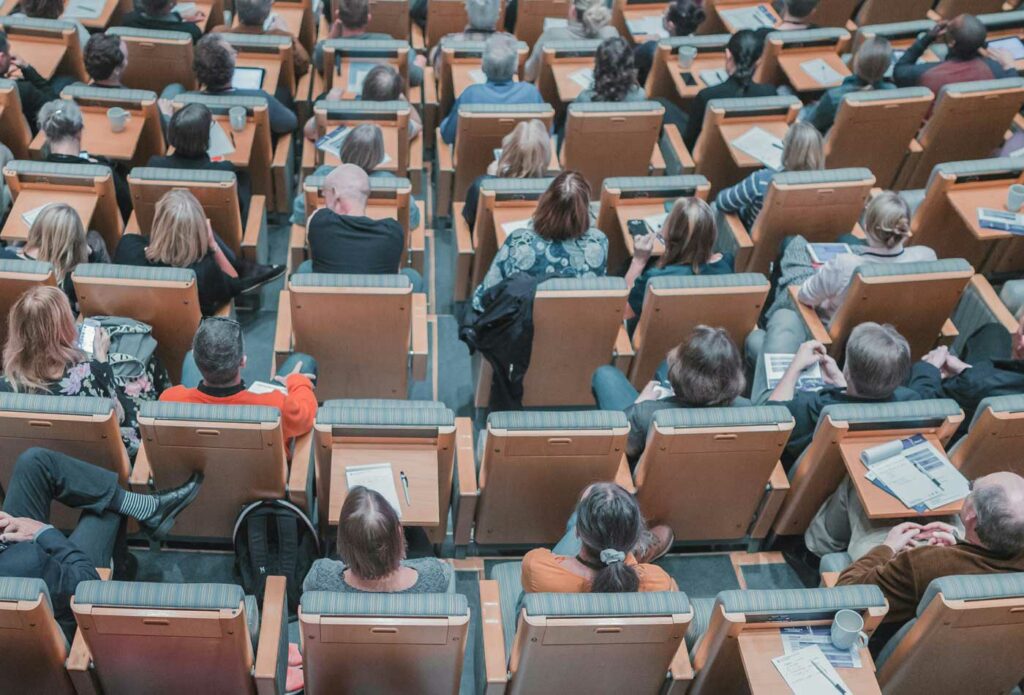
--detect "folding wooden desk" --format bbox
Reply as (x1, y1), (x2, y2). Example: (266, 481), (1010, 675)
(3, 189), (98, 242)
(721, 120), (789, 170)
(615, 201), (668, 257)
(778, 51), (850, 95)
(329, 442), (440, 527)
(29, 107), (146, 165)
(718, 2), (780, 34)
(738, 630), (881, 695)
(672, 54), (729, 104)
(551, 59), (593, 104)
(7, 37), (64, 80)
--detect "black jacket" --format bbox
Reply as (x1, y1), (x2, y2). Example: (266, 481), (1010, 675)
(683, 74), (777, 150)
(12, 64), (56, 135)
(45, 152), (132, 223)
(147, 153), (252, 220)
(914, 361), (1024, 435)
(0, 528), (99, 641)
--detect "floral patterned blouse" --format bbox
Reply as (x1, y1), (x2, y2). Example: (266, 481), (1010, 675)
(471, 225), (609, 311)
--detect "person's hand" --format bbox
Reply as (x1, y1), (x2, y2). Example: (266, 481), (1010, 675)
(792, 340), (826, 372)
(10, 54), (27, 69)
(181, 7), (206, 22)
(92, 327), (111, 363)
(632, 232), (656, 263)
(0, 512), (46, 543)
(922, 345), (949, 371)
(269, 14), (289, 32)
(942, 352), (971, 378)
(414, 54), (427, 68)
(883, 521), (924, 553)
(273, 360), (316, 385)
(635, 380), (661, 404)
(987, 46), (1017, 71)
(329, 9), (344, 38)
(158, 97), (174, 117)
(819, 355), (845, 387)
(1013, 313), (1024, 360)
(913, 521), (959, 547)
(927, 20), (948, 40)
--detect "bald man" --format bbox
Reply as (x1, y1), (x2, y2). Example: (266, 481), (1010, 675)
(826, 472), (1024, 625)
(304, 163), (405, 275)
(894, 14), (1017, 95)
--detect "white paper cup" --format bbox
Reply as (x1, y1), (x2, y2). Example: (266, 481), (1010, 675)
(1007, 184), (1024, 212)
(106, 107), (129, 133)
(678, 46), (698, 69)
(229, 106), (247, 132)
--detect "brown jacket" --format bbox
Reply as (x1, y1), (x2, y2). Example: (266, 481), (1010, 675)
(211, 24), (310, 79)
(837, 542), (1024, 624)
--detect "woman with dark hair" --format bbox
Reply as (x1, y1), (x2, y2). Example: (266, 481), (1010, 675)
(302, 486), (452, 593)
(634, 0), (706, 86)
(521, 483), (676, 593)
(471, 170), (608, 311)
(576, 37), (646, 104)
(682, 29), (777, 149)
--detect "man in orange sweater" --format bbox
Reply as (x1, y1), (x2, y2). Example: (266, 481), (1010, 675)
(161, 317), (318, 440)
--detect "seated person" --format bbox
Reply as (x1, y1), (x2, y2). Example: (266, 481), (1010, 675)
(430, 0), (500, 70)
(593, 326), (746, 465)
(805, 36), (894, 134)
(894, 14), (1017, 96)
(188, 34), (298, 135)
(765, 0), (818, 33)
(0, 286), (168, 455)
(440, 32), (545, 145)
(524, 0), (616, 82)
(36, 99), (132, 222)
(313, 0), (424, 85)
(0, 447), (201, 640)
(302, 163), (412, 278)
(162, 317), (318, 441)
(114, 188), (273, 315)
(123, 0), (206, 42)
(14, 0), (90, 53)
(0, 30), (55, 133)
(575, 37), (646, 104)
(211, 0), (310, 78)
(83, 34), (129, 89)
(463, 118), (551, 232)
(765, 323), (941, 466)
(830, 472), (1024, 627)
(522, 482), (676, 593)
(471, 170), (607, 311)
(634, 0), (705, 87)
(715, 121), (823, 230)
(303, 486), (452, 593)
(793, 192), (936, 322)
(624, 197), (733, 331)
(683, 30), (777, 151)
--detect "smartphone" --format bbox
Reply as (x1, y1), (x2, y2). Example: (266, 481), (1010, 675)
(680, 72), (697, 86)
(77, 318), (100, 355)
(627, 219), (649, 237)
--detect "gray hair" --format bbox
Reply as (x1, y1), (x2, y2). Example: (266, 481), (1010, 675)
(482, 32), (518, 82)
(235, 0), (272, 26)
(465, 0), (499, 31)
(192, 318), (245, 386)
(972, 481), (1024, 556)
(844, 322), (911, 399)
(37, 99), (83, 143)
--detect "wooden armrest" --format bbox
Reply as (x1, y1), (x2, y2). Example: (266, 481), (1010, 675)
(612, 324), (634, 375)
(128, 445), (152, 491)
(453, 202), (474, 302)
(254, 575), (287, 695)
(96, 568), (112, 580)
(821, 571), (840, 588)
(436, 128), (453, 172)
(66, 629), (98, 694)
(937, 318), (958, 347)
(649, 137), (667, 175)
(668, 640), (695, 690)
(967, 274), (1020, 333)
(410, 293), (428, 381)
(453, 417), (478, 546)
(125, 211), (142, 235)
(241, 194), (267, 261)
(295, 70), (313, 103)
(850, 222), (866, 239)
(478, 580), (509, 693)
(287, 431), (313, 514)
(662, 123), (695, 173)
(272, 135), (292, 168)
(750, 462), (790, 540)
(614, 455), (636, 494)
(787, 285), (831, 345)
(719, 211), (754, 271)
(274, 290), (293, 358)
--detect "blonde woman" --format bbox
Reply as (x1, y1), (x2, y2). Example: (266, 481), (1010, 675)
(114, 189), (251, 316)
(524, 0), (617, 82)
(715, 122), (824, 230)
(3, 203), (90, 312)
(463, 119), (552, 231)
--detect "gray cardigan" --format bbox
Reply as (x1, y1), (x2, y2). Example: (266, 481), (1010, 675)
(302, 557), (453, 594)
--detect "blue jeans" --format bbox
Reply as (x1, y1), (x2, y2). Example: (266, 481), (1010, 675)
(552, 511), (581, 556)
(293, 261), (424, 293)
(591, 366), (639, 411)
(180, 351), (318, 388)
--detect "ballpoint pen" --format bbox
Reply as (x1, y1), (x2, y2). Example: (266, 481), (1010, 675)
(811, 659), (847, 694)
(912, 460), (943, 488)
(400, 471), (412, 506)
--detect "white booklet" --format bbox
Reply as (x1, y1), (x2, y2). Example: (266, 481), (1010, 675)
(346, 463), (402, 518)
(731, 126), (784, 170)
(63, 0), (104, 19)
(764, 353), (825, 392)
(800, 57), (844, 86)
(626, 16), (668, 39)
(861, 434), (969, 511)
(500, 218), (532, 236)
(248, 380), (288, 395)
(262, 11), (279, 30)
(569, 67), (594, 89)
(720, 4), (776, 31)
(781, 626), (863, 669)
(208, 121), (236, 159)
(346, 61), (376, 93)
(773, 646), (851, 695)
(20, 204), (49, 228)
(699, 68), (729, 87)
(175, 1), (196, 14)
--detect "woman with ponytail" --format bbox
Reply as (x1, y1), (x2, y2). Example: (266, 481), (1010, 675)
(521, 483), (676, 594)
(682, 29), (777, 150)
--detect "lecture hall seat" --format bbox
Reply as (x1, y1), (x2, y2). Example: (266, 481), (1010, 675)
(0, 578), (77, 695)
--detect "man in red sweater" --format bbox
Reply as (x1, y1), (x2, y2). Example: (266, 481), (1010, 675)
(161, 317), (318, 440)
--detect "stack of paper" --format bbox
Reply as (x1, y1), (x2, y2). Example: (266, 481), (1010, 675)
(208, 121), (236, 159)
(720, 5), (776, 31)
(800, 58), (844, 86)
(781, 626), (863, 669)
(500, 219), (532, 236)
(807, 243), (853, 266)
(764, 353), (825, 392)
(346, 463), (403, 517)
(20, 204), (49, 228)
(347, 61), (376, 92)
(569, 67), (594, 89)
(63, 0), (104, 19)
(978, 208), (1024, 235)
(698, 68), (729, 87)
(861, 434), (970, 510)
(773, 646), (852, 695)
(731, 126), (784, 170)
(626, 16), (668, 39)
(248, 380), (288, 395)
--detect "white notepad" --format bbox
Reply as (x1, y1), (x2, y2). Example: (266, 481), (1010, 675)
(626, 16), (667, 38)
(719, 5), (775, 30)
(262, 11), (279, 30)
(20, 204), (49, 228)
(63, 0), (103, 19)
(800, 58), (843, 86)
(346, 463), (402, 517)
(698, 68), (729, 87)
(208, 121), (236, 159)
(730, 126), (784, 170)
(500, 219), (532, 236)
(569, 67), (594, 89)
(346, 61), (376, 93)
(773, 646), (851, 695)
(175, 2), (197, 14)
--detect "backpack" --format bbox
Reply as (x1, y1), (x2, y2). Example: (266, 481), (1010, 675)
(233, 499), (320, 613)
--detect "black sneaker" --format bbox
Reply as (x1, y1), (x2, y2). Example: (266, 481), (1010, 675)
(238, 263), (286, 295)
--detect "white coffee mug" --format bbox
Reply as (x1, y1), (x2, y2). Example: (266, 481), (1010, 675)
(106, 107), (130, 133)
(678, 46), (698, 69)
(831, 609), (869, 651)
(228, 106), (247, 132)
(1007, 184), (1024, 213)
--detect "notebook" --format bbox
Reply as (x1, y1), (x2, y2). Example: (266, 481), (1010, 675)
(208, 121), (236, 159)
(800, 58), (844, 86)
(569, 67), (594, 89)
(764, 353), (825, 392)
(719, 4), (776, 31)
(626, 16), (668, 39)
(345, 463), (402, 517)
(20, 204), (49, 228)
(698, 68), (729, 87)
(731, 126), (784, 170)
(63, 0), (104, 19)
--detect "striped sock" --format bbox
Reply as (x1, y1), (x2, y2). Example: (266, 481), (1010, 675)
(116, 490), (159, 521)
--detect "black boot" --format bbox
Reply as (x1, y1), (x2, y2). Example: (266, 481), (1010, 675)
(138, 472), (204, 540)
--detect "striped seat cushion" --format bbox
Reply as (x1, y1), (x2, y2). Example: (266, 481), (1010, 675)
(842, 86), (932, 104)
(817, 399), (962, 429)
(130, 167), (236, 184)
(480, 177), (554, 195)
(717, 586), (886, 617)
(5, 159), (111, 179)
(175, 93), (267, 112)
(459, 103), (554, 115)
(108, 26), (191, 40)
(522, 591), (690, 617)
(0, 393), (113, 416)
(72, 263), (195, 283)
(652, 405), (793, 429)
(538, 277), (627, 292)
(662, 34), (730, 50)
(317, 402), (454, 427)
(648, 272), (768, 291)
(687, 597), (715, 651)
(289, 273), (411, 289)
(140, 401), (280, 424)
(0, 577), (51, 607)
(854, 258), (972, 279)
(774, 168), (873, 186)
(918, 572), (1024, 618)
(968, 394), (1024, 430)
(488, 410), (628, 431)
(300, 591), (468, 616)
(603, 174), (709, 194)
(568, 101), (663, 115)
(939, 77), (1024, 97)
(62, 84), (157, 103)
(314, 99), (409, 116)
(75, 581), (245, 610)
(705, 95), (800, 114)
(491, 561), (524, 662)
(217, 32), (291, 47)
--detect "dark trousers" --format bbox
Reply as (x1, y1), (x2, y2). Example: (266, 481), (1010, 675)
(3, 448), (122, 567)
(962, 322), (1013, 364)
